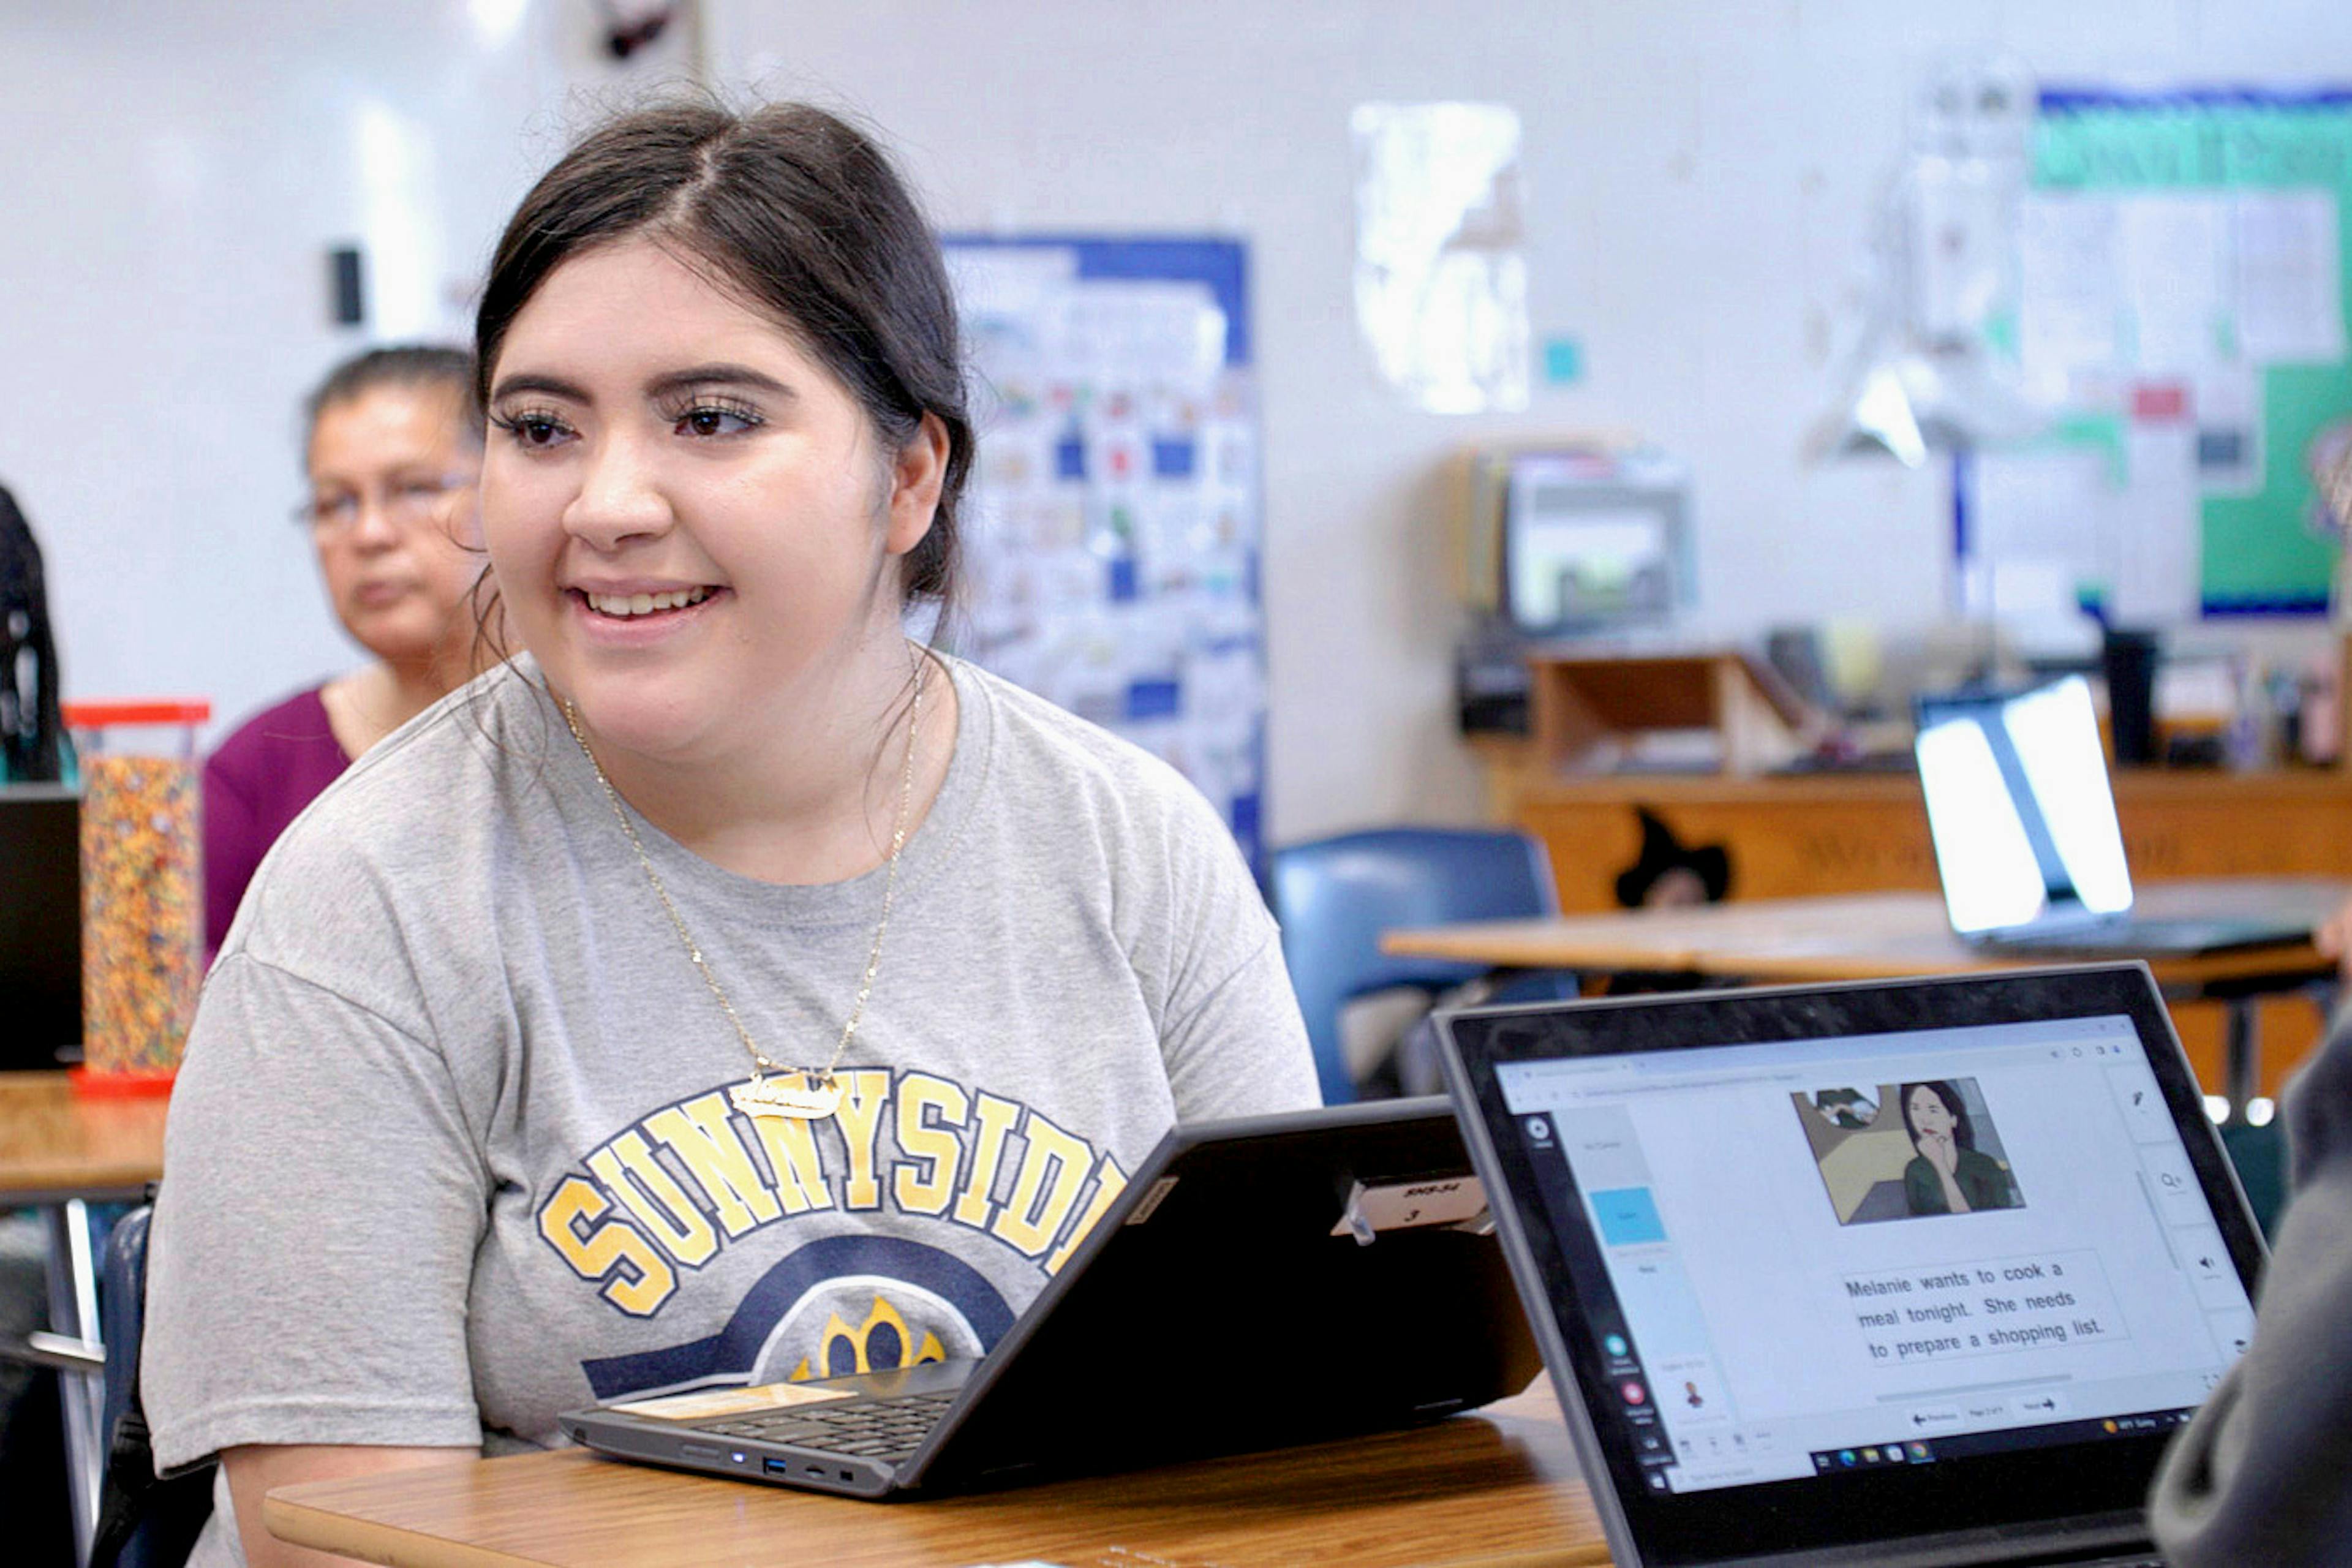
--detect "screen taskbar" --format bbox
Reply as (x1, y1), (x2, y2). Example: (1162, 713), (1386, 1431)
(1802, 1407), (2196, 1479)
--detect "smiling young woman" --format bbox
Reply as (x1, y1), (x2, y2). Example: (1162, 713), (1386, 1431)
(477, 236), (956, 880)
(145, 102), (1316, 1568)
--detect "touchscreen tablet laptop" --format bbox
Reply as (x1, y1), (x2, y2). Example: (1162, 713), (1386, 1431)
(1436, 965), (2263, 1568)
(1912, 676), (2305, 956)
(562, 1096), (1541, 1499)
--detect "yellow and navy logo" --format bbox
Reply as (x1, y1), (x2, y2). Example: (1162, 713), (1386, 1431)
(538, 1068), (1129, 1401)
(581, 1234), (1014, 1400)
(800, 1295), (946, 1382)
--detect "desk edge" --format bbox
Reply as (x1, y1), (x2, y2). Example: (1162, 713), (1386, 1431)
(264, 1490), (550, 1568)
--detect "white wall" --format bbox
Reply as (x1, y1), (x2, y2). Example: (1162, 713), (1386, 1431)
(0, 0), (687, 751)
(4, 1), (2349, 839)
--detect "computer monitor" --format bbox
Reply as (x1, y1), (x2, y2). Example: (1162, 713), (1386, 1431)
(1499, 450), (1691, 636)
(0, 785), (80, 1069)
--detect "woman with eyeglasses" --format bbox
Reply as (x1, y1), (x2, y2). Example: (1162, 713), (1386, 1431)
(201, 345), (487, 956)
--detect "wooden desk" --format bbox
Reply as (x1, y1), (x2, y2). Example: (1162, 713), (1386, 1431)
(0, 1070), (170, 1566)
(0, 1069), (170, 1204)
(266, 1387), (1608, 1568)
(1384, 880), (2347, 1103)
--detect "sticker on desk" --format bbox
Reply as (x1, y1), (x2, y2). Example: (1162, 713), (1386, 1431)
(607, 1382), (853, 1421)
(1330, 1176), (1489, 1244)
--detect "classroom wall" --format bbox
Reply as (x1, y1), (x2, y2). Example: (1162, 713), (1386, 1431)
(2, 1), (2347, 843)
(0, 1), (673, 760)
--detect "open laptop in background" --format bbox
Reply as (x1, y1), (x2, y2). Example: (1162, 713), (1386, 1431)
(1435, 965), (2264, 1568)
(1913, 676), (2307, 955)
(564, 1096), (1542, 1499)
(0, 785), (79, 1070)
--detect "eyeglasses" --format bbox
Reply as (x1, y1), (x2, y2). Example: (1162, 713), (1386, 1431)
(295, 473), (476, 534)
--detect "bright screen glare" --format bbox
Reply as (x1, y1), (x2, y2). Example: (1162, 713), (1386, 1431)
(1915, 675), (2133, 935)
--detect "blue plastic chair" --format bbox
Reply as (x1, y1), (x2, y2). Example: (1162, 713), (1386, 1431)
(90, 1202), (209, 1568)
(2218, 1121), (2287, 1240)
(1267, 827), (1572, 1104)
(96, 1206), (149, 1485)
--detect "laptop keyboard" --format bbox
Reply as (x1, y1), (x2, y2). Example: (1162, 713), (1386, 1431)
(693, 1390), (957, 1460)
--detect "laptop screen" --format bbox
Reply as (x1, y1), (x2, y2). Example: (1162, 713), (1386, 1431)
(1441, 967), (2263, 1564)
(1915, 676), (2134, 936)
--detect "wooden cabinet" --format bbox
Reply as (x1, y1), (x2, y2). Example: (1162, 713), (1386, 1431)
(1482, 764), (2352, 915)
(1471, 755), (2352, 1099)
(1523, 649), (1810, 775)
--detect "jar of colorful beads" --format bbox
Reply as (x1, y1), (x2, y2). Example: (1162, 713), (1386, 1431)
(61, 699), (211, 1091)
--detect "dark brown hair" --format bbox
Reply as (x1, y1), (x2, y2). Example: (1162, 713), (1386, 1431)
(304, 344), (482, 458)
(1900, 1080), (1978, 1152)
(474, 99), (972, 608)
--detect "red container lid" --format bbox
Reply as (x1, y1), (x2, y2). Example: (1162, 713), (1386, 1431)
(60, 699), (213, 727)
(68, 1065), (178, 1098)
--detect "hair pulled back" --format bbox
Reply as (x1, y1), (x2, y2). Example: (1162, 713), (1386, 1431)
(305, 345), (482, 458)
(475, 100), (972, 607)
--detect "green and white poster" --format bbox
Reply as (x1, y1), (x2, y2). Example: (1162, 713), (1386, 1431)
(1989, 88), (2352, 620)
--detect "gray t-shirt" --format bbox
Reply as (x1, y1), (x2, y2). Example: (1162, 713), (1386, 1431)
(146, 655), (1317, 1566)
(2147, 1003), (2352, 1564)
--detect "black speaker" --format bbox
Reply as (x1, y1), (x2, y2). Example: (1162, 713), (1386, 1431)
(2101, 628), (2160, 767)
(328, 244), (366, 328)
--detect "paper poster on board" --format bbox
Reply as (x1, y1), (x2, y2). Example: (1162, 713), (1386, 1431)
(945, 237), (1268, 865)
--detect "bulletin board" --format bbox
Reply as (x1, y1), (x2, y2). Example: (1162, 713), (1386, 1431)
(1991, 87), (2352, 621)
(942, 237), (1267, 865)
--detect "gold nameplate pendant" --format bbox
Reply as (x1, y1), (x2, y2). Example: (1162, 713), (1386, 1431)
(729, 1072), (844, 1121)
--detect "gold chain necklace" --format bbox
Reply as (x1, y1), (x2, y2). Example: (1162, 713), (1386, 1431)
(557, 664), (924, 1122)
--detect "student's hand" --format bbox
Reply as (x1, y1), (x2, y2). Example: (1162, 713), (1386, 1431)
(2315, 895), (2352, 979)
(1923, 1130), (1959, 1180)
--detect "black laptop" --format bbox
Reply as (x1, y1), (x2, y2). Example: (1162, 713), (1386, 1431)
(1912, 676), (2305, 955)
(1436, 965), (2264, 1567)
(0, 785), (79, 1069)
(562, 1097), (1542, 1498)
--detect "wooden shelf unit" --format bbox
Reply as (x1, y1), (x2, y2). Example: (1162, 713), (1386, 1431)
(1524, 649), (1812, 775)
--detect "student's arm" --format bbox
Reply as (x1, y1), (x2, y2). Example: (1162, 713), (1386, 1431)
(1110, 759), (1319, 1118)
(146, 951), (492, 1542)
(2148, 1014), (2352, 1562)
(1161, 923), (1321, 1118)
(222, 1444), (476, 1568)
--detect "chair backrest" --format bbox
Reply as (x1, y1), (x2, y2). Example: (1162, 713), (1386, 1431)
(97, 1206), (151, 1459)
(1267, 827), (1559, 1104)
(91, 1202), (211, 1568)
(2218, 1120), (2286, 1240)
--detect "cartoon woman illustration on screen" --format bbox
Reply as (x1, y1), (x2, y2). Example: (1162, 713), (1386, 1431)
(1900, 1080), (2019, 1215)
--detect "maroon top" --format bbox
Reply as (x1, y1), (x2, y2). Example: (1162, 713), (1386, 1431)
(202, 685), (351, 956)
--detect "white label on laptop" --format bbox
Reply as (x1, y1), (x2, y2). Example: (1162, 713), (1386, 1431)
(1328, 1176), (1489, 1239)
(607, 1382), (853, 1420)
